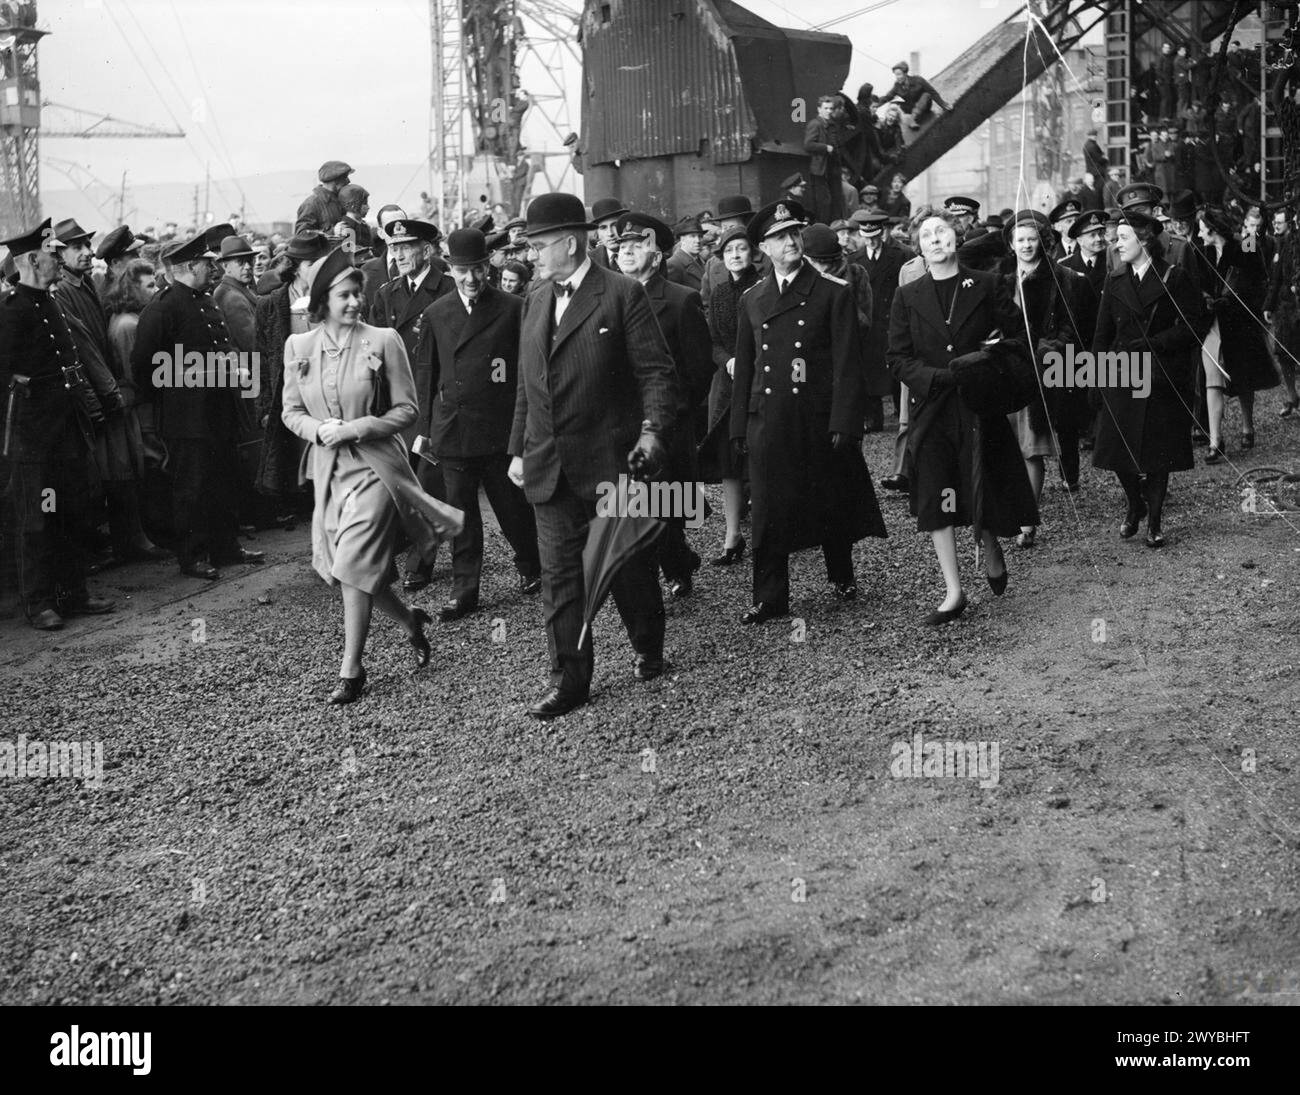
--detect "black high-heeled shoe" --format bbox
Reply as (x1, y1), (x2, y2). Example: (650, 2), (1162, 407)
(922, 591), (968, 626)
(1120, 500), (1148, 539)
(409, 608), (432, 668)
(709, 536), (746, 567)
(1205, 442), (1226, 465)
(1280, 400), (1298, 419)
(328, 667), (367, 705)
(983, 542), (1008, 596)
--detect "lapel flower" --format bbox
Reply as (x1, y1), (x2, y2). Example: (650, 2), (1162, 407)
(961, 278), (974, 289)
(291, 357), (310, 379)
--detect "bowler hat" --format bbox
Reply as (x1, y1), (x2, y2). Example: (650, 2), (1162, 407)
(53, 218), (94, 246)
(801, 223), (841, 260)
(746, 200), (807, 247)
(590, 197), (629, 224)
(521, 192), (594, 237)
(1167, 189), (1198, 222)
(96, 225), (143, 262)
(307, 246), (361, 314)
(318, 160), (353, 184)
(385, 218), (441, 246)
(615, 212), (673, 253)
(217, 235), (257, 261)
(702, 196), (755, 225)
(445, 227), (490, 265)
(0, 217), (64, 257)
(285, 230), (332, 263)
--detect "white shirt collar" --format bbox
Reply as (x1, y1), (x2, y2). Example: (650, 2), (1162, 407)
(458, 290), (475, 311)
(409, 265), (430, 291)
(558, 256), (592, 295)
(1132, 256), (1153, 281)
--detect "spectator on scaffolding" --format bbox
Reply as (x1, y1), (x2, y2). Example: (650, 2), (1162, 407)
(804, 95), (845, 224)
(1156, 41), (1177, 121)
(859, 184), (882, 215)
(886, 60), (949, 130)
(879, 173), (911, 220)
(876, 101), (906, 163)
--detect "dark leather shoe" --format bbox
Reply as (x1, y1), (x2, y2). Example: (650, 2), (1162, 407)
(633, 654), (664, 681)
(403, 572), (431, 592)
(1205, 443), (1226, 465)
(518, 573), (542, 595)
(29, 609), (64, 631)
(833, 581), (857, 601)
(212, 548), (264, 565)
(181, 562), (221, 580)
(61, 596), (115, 616)
(526, 688), (589, 720)
(668, 576), (692, 598)
(709, 537), (746, 566)
(328, 668), (367, 705)
(922, 591), (968, 626)
(409, 608), (432, 667)
(1145, 530), (1166, 549)
(1120, 501), (1147, 539)
(118, 541), (171, 563)
(880, 474), (910, 492)
(741, 602), (787, 625)
(438, 595), (478, 622)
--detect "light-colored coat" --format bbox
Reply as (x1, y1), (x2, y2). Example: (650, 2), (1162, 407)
(281, 322), (462, 585)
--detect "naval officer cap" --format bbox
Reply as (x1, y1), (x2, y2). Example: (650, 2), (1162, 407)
(746, 199), (807, 247)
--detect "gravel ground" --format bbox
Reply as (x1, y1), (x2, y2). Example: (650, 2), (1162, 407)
(2, 396), (1299, 1005)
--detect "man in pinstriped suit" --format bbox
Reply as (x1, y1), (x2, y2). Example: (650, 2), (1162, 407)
(507, 193), (679, 720)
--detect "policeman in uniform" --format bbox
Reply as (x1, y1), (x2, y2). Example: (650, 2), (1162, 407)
(418, 228), (541, 621)
(130, 232), (264, 579)
(371, 217), (455, 591)
(0, 219), (115, 629)
(729, 200), (886, 624)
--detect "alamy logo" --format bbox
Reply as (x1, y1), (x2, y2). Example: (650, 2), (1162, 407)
(1, 736), (103, 788)
(1042, 344), (1151, 399)
(50, 1027), (151, 1075)
(890, 731), (1000, 788)
(595, 474), (705, 528)
(151, 346), (260, 400)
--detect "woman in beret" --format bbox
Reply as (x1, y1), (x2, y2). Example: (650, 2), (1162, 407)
(701, 224), (757, 565)
(281, 248), (462, 703)
(1092, 211), (1200, 547)
(888, 210), (1037, 623)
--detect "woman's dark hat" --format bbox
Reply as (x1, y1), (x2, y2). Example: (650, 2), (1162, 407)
(307, 246), (361, 313)
(1003, 208), (1054, 242)
(445, 227), (490, 265)
(522, 192), (595, 236)
(801, 223), (841, 260)
(746, 200), (807, 247)
(716, 225), (750, 253)
(1167, 189), (1198, 222)
(616, 212), (673, 253)
(285, 230), (332, 263)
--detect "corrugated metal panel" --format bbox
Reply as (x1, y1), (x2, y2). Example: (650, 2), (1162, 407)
(582, 0), (755, 166)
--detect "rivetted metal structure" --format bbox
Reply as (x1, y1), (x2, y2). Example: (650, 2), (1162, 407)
(578, 0), (850, 220)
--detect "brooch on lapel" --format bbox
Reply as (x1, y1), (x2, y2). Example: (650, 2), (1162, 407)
(961, 278), (974, 289)
(291, 357), (310, 379)
(359, 340), (382, 372)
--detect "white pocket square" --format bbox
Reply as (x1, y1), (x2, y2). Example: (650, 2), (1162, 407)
(599, 327), (610, 335)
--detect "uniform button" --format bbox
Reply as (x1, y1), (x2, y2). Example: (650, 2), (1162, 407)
(763, 366), (770, 372)
(798, 319), (805, 326)
(794, 342), (802, 348)
(762, 323), (769, 329)
(764, 387), (771, 394)
(800, 301), (806, 306)
(762, 344), (768, 350)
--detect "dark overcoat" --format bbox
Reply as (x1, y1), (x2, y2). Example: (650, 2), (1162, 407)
(253, 283), (304, 497)
(887, 266), (1038, 536)
(852, 239), (906, 397)
(1199, 238), (1278, 394)
(420, 284), (523, 458)
(1091, 258), (1200, 475)
(509, 263), (678, 505)
(642, 272), (712, 483)
(730, 261), (886, 554)
(372, 269), (456, 447)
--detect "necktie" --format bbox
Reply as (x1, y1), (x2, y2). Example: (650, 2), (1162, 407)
(554, 281), (574, 298)
(409, 278), (418, 296)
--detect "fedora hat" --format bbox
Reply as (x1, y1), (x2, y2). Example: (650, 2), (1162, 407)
(521, 192), (595, 237)
(53, 218), (94, 246)
(217, 235), (257, 261)
(285, 230), (332, 263)
(445, 227), (490, 265)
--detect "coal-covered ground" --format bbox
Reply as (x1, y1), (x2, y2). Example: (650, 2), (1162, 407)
(2, 397), (1299, 1005)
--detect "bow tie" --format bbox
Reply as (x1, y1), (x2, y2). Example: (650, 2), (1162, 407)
(554, 281), (574, 298)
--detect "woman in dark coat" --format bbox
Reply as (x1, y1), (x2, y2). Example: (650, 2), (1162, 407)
(1092, 211), (1200, 547)
(1194, 206), (1277, 461)
(995, 210), (1088, 547)
(701, 224), (757, 565)
(888, 209), (1038, 624)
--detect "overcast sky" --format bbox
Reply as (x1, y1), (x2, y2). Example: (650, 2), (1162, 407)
(37, 0), (1010, 217)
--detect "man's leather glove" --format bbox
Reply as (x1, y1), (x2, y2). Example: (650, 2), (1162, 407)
(731, 438), (748, 465)
(627, 431), (666, 481)
(830, 432), (853, 452)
